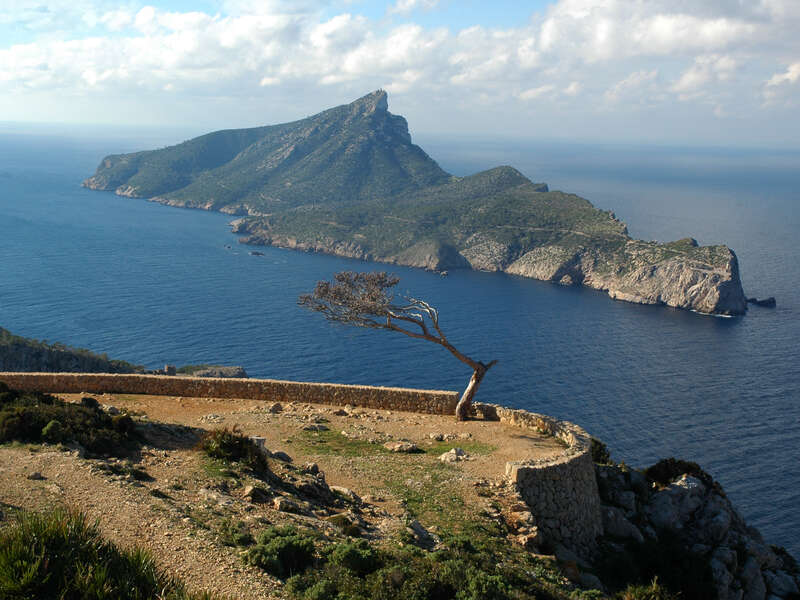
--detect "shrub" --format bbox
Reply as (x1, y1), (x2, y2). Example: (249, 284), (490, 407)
(618, 578), (680, 600)
(328, 538), (381, 576)
(243, 526), (316, 578)
(0, 387), (137, 456)
(198, 427), (268, 476)
(0, 508), (212, 599)
(591, 437), (612, 464)
(41, 419), (64, 443)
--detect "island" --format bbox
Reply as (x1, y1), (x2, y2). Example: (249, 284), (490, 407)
(84, 90), (747, 316)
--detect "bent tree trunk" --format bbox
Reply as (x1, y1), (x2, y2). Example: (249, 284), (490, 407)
(455, 361), (496, 421)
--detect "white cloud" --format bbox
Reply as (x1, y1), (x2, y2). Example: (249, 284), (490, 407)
(671, 54), (737, 96)
(605, 69), (659, 102)
(1, 0), (799, 144)
(389, 0), (440, 16)
(518, 84), (556, 101)
(766, 62), (800, 87)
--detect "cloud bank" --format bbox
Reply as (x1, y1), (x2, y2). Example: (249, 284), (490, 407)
(1, 0), (799, 145)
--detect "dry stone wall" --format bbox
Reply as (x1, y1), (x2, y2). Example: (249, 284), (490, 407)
(475, 403), (603, 556)
(0, 372), (458, 414)
(0, 372), (603, 554)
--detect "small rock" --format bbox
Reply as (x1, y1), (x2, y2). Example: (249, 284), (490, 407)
(439, 448), (468, 463)
(27, 472), (46, 481)
(458, 432), (472, 439)
(332, 409), (348, 416)
(103, 405), (120, 415)
(764, 570), (799, 597)
(271, 451), (292, 463)
(302, 462), (319, 475)
(384, 441), (418, 453)
(268, 403), (283, 414)
(429, 433), (445, 441)
(243, 485), (271, 504)
(579, 572), (605, 592)
(302, 424), (329, 432)
(272, 496), (300, 513)
(80, 396), (100, 409)
(514, 527), (542, 549)
(330, 485), (361, 504)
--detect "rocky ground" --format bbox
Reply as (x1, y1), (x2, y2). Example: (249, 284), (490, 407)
(0, 393), (565, 599)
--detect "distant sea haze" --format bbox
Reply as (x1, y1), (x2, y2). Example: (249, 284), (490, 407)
(1, 129), (798, 556)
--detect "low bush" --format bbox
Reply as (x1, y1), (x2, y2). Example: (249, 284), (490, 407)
(198, 427), (269, 476)
(618, 578), (680, 600)
(0, 386), (137, 456)
(0, 508), (213, 599)
(243, 526), (317, 578)
(591, 437), (612, 464)
(280, 531), (515, 600)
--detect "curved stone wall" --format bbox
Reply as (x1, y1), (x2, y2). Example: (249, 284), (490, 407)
(475, 402), (603, 556)
(0, 372), (603, 554)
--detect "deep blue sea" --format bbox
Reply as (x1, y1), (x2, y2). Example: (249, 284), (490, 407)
(1, 126), (798, 555)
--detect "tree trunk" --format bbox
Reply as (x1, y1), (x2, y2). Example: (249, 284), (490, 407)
(455, 366), (487, 421)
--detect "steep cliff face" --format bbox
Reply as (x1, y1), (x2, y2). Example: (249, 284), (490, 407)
(595, 461), (800, 600)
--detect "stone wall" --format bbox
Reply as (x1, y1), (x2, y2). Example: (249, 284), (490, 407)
(0, 372), (458, 414)
(476, 402), (603, 556)
(0, 372), (603, 554)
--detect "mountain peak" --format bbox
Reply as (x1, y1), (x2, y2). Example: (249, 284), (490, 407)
(348, 89), (388, 116)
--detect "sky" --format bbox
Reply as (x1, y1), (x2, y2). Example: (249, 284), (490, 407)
(1, 0), (799, 147)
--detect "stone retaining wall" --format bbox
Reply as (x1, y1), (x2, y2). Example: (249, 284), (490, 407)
(0, 372), (603, 554)
(0, 372), (458, 414)
(475, 402), (603, 556)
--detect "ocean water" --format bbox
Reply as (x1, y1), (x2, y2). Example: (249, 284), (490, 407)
(1, 127), (798, 555)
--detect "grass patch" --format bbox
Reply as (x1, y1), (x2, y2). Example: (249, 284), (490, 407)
(383, 462), (467, 530)
(294, 429), (389, 457)
(0, 384), (138, 456)
(0, 508), (214, 599)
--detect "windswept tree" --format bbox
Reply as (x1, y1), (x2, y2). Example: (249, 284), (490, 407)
(299, 271), (497, 421)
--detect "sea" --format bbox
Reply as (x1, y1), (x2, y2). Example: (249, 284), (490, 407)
(1, 124), (798, 555)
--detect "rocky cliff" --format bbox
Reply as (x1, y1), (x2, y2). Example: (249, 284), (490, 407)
(593, 459), (799, 600)
(0, 327), (142, 373)
(85, 91), (748, 316)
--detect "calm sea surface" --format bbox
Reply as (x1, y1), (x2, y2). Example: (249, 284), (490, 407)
(1, 127), (798, 554)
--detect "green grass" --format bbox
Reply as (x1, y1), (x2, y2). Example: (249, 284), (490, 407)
(292, 429), (390, 457)
(0, 508), (215, 599)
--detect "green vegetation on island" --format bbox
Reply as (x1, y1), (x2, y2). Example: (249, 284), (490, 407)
(84, 90), (747, 315)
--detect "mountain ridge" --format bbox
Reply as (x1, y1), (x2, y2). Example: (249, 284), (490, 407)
(84, 90), (748, 315)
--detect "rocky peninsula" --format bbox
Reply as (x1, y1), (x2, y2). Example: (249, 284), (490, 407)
(83, 91), (747, 316)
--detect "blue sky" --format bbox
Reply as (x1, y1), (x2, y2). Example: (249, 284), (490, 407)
(2, 1), (799, 147)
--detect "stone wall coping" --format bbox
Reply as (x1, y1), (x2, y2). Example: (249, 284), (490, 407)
(0, 372), (457, 396)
